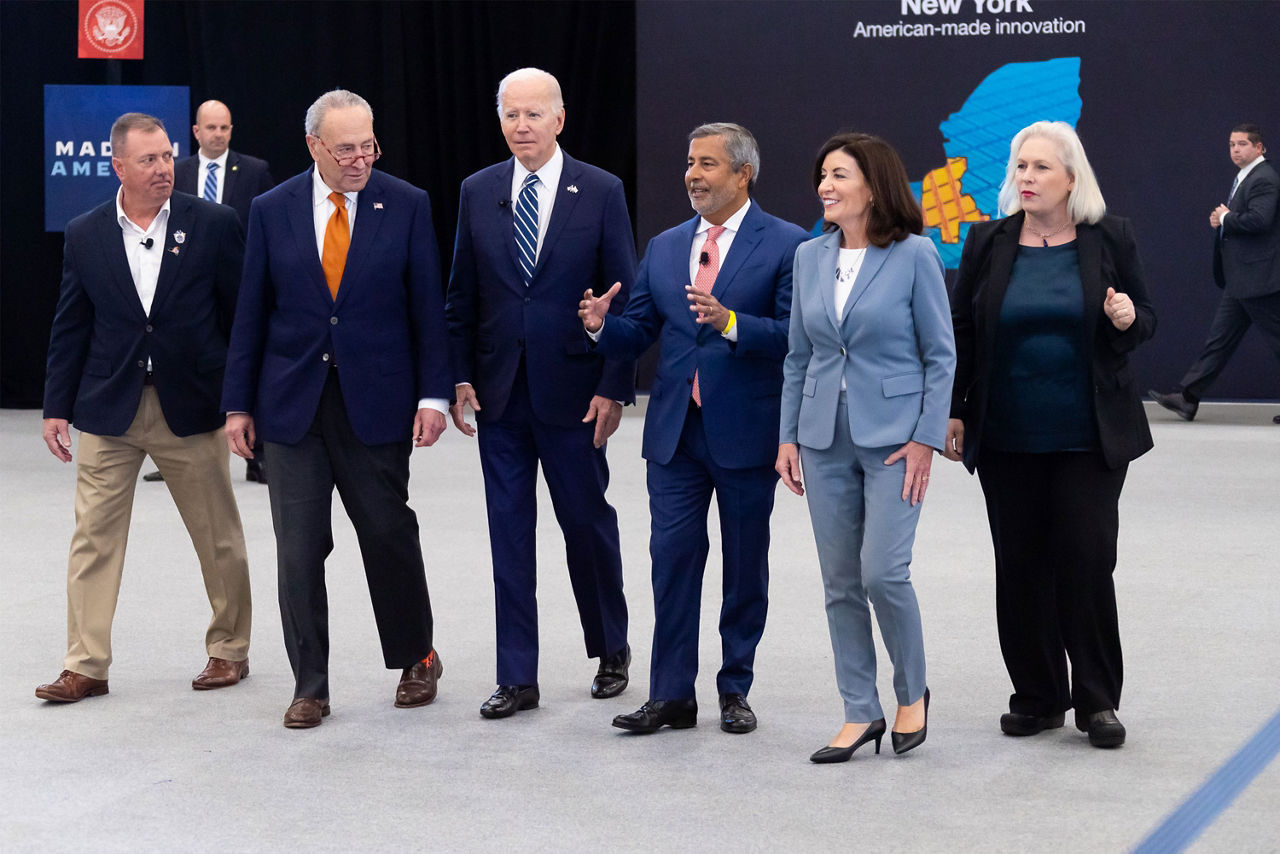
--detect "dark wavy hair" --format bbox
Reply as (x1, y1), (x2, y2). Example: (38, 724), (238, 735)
(811, 133), (922, 247)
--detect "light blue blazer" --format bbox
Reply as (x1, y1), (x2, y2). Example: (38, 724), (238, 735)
(780, 230), (955, 451)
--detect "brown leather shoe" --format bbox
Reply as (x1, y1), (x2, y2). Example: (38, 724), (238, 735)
(192, 657), (250, 690)
(395, 650), (443, 708)
(283, 697), (330, 728)
(35, 670), (109, 703)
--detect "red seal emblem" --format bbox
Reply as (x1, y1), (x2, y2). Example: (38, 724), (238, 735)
(79, 0), (144, 59)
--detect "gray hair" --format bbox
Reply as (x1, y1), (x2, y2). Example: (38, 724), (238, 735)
(496, 68), (564, 117)
(110, 113), (166, 156)
(304, 89), (374, 137)
(689, 123), (760, 188)
(997, 121), (1106, 224)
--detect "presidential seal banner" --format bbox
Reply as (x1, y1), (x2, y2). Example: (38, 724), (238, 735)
(78, 0), (144, 60)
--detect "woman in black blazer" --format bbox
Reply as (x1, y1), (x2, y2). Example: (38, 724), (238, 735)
(943, 121), (1155, 748)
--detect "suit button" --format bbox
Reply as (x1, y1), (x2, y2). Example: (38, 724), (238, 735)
(524, 298), (531, 305)
(322, 353), (330, 362)
(330, 316), (339, 325)
(145, 324), (153, 333)
(841, 347), (847, 356)
(137, 360), (145, 368)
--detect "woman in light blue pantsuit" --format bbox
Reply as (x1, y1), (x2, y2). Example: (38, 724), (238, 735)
(777, 134), (955, 763)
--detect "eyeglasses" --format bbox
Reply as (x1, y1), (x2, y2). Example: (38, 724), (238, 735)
(313, 136), (381, 167)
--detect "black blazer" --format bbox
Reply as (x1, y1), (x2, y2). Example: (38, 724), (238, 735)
(1214, 158), (1280, 299)
(949, 212), (1155, 472)
(44, 192), (245, 437)
(175, 149), (274, 230)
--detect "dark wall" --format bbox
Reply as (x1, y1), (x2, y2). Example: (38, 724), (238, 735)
(636, 0), (1280, 401)
(1, 0), (636, 407)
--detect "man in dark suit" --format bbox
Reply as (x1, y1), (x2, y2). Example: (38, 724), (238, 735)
(149, 99), (275, 484)
(1150, 123), (1280, 422)
(580, 123), (806, 734)
(36, 113), (252, 703)
(222, 90), (451, 729)
(446, 67), (635, 720)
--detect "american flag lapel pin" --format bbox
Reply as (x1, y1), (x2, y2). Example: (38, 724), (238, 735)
(373, 202), (384, 209)
(566, 185), (579, 194)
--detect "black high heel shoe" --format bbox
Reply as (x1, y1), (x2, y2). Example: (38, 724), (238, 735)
(892, 687), (930, 755)
(809, 718), (887, 764)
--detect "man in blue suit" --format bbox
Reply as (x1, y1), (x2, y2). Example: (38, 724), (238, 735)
(580, 123), (806, 734)
(37, 113), (252, 703)
(145, 100), (275, 485)
(223, 90), (451, 729)
(447, 68), (636, 719)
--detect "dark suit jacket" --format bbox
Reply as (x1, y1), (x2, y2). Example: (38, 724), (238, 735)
(222, 168), (452, 446)
(43, 192), (244, 437)
(594, 202), (806, 469)
(446, 152), (637, 427)
(950, 212), (1156, 472)
(1215, 158), (1280, 298)
(175, 150), (274, 230)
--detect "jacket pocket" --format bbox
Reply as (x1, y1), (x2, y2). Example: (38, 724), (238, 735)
(803, 375), (817, 397)
(882, 372), (924, 398)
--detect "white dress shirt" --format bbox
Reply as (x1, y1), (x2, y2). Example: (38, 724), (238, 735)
(115, 187), (171, 369)
(687, 198), (752, 342)
(834, 246), (867, 391)
(198, 150), (229, 203)
(510, 144), (564, 263)
(309, 169), (445, 415)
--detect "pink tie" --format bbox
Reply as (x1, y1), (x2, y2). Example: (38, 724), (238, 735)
(690, 225), (725, 407)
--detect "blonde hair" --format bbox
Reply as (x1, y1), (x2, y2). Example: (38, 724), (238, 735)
(997, 121), (1106, 224)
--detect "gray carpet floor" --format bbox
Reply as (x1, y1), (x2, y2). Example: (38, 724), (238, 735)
(1, 400), (1277, 852)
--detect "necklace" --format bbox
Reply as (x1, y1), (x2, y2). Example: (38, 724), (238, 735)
(1024, 218), (1072, 247)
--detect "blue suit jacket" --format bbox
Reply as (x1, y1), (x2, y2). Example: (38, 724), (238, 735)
(446, 152), (637, 427)
(595, 202), (806, 469)
(44, 191), (244, 437)
(781, 231), (955, 452)
(175, 150), (275, 231)
(222, 168), (452, 445)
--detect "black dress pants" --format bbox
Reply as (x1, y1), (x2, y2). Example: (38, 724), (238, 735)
(976, 447), (1127, 717)
(266, 371), (433, 699)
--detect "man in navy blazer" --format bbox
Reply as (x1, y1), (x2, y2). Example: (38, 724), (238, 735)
(151, 100), (274, 485)
(37, 113), (252, 703)
(581, 123), (807, 734)
(447, 68), (636, 720)
(223, 90), (451, 729)
(1150, 123), (1280, 422)
(174, 100), (275, 230)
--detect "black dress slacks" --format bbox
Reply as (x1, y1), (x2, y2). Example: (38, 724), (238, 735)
(976, 447), (1127, 717)
(266, 370), (433, 699)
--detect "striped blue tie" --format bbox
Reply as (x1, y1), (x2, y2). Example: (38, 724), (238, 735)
(203, 162), (219, 202)
(514, 172), (539, 286)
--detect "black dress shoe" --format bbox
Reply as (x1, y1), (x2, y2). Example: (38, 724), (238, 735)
(891, 687), (930, 755)
(142, 470), (164, 482)
(1075, 709), (1126, 748)
(718, 693), (756, 733)
(1272, 413), (1280, 425)
(1148, 389), (1198, 421)
(612, 699), (697, 733)
(810, 718), (886, 763)
(591, 644), (630, 699)
(480, 684), (539, 719)
(246, 459), (268, 484)
(1000, 711), (1066, 736)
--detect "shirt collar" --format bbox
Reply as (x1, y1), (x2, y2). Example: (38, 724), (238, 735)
(1238, 154), (1266, 180)
(697, 197), (751, 237)
(513, 143), (564, 190)
(312, 167), (357, 209)
(115, 186), (172, 234)
(199, 150), (229, 171)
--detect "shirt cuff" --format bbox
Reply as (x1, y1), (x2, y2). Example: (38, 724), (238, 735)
(418, 398), (449, 414)
(586, 320), (604, 342)
(721, 310), (738, 342)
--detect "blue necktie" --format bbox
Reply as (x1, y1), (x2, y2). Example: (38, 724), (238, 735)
(514, 172), (539, 286)
(203, 162), (219, 202)
(1227, 174), (1240, 204)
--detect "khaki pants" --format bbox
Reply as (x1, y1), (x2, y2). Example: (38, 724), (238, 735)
(64, 387), (251, 679)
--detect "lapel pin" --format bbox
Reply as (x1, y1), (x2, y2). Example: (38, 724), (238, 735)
(374, 202), (384, 209)
(566, 185), (579, 194)
(231, 164), (239, 171)
(169, 246), (180, 255)
(173, 230), (186, 244)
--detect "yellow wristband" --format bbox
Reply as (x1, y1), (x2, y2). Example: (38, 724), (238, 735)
(722, 310), (737, 336)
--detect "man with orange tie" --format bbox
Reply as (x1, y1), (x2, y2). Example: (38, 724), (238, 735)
(222, 90), (452, 729)
(580, 124), (806, 734)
